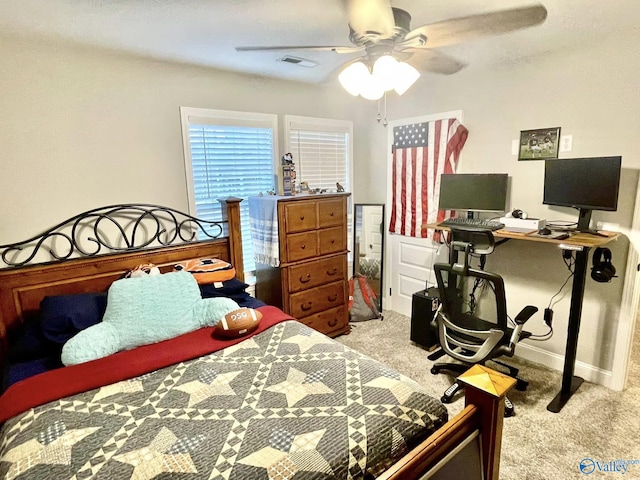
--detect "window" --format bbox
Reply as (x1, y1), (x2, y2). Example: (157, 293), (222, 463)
(180, 107), (277, 275)
(285, 115), (354, 260)
(284, 115), (353, 193)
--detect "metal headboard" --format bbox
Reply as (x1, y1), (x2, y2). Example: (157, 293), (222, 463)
(0, 204), (228, 268)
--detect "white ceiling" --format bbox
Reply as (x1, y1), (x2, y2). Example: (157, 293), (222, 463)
(1, 0), (638, 85)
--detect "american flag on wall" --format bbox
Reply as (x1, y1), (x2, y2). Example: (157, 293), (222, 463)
(389, 118), (469, 238)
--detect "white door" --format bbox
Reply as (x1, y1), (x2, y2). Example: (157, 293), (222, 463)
(385, 111), (463, 316)
(363, 206), (383, 260)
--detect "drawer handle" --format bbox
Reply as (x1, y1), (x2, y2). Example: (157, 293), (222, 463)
(301, 244), (306, 250)
(300, 215), (305, 220)
(330, 239), (335, 244)
(330, 211), (335, 216)
(299, 273), (311, 283)
(328, 318), (338, 327)
(326, 268), (338, 276)
(327, 294), (338, 302)
(301, 302), (313, 312)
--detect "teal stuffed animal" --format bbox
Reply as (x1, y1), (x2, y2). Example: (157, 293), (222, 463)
(61, 271), (239, 366)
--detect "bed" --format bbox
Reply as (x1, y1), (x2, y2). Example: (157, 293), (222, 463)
(0, 200), (512, 480)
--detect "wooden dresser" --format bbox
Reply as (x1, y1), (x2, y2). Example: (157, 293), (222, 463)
(254, 193), (350, 337)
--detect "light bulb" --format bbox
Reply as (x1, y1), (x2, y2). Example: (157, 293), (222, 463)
(359, 72), (384, 100)
(338, 62), (369, 96)
(372, 55), (399, 92)
(393, 62), (420, 95)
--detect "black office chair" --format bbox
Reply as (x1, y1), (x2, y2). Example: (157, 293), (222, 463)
(431, 226), (538, 416)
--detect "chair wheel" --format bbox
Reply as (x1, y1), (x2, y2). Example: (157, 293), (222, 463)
(441, 396), (452, 404)
(430, 367), (438, 374)
(516, 379), (529, 391)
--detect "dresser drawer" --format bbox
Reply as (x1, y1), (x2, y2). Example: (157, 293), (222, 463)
(318, 226), (345, 256)
(318, 198), (345, 228)
(287, 255), (346, 293)
(289, 280), (346, 318)
(284, 231), (318, 262)
(299, 305), (348, 336)
(283, 201), (317, 233)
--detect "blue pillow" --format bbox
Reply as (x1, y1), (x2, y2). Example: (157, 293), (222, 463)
(199, 278), (249, 298)
(40, 293), (108, 344)
(4, 355), (63, 389)
(7, 317), (59, 362)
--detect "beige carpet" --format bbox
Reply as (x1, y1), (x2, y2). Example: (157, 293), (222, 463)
(335, 311), (640, 480)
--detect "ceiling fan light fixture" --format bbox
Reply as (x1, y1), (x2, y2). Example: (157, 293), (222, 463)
(393, 62), (420, 96)
(339, 56), (420, 99)
(338, 61), (370, 96)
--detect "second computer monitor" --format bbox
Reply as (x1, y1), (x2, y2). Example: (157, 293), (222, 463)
(438, 173), (509, 214)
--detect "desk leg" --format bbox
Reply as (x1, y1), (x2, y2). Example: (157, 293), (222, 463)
(547, 247), (589, 413)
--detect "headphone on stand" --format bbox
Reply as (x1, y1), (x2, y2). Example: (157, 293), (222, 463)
(511, 208), (528, 219)
(591, 247), (617, 283)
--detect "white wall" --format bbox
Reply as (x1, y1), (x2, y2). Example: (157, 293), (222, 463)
(0, 35), (368, 244)
(357, 29), (640, 386)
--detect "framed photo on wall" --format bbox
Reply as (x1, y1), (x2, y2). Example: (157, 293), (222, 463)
(518, 127), (561, 160)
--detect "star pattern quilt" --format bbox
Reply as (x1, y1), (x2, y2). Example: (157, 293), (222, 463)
(0, 320), (447, 479)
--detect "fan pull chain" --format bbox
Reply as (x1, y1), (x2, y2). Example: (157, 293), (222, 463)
(383, 92), (388, 127)
(376, 94), (388, 127)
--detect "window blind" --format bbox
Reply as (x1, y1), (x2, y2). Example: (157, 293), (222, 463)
(187, 123), (275, 273)
(288, 129), (349, 191)
(286, 116), (353, 262)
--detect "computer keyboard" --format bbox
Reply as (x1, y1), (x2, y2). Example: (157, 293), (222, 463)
(438, 217), (505, 231)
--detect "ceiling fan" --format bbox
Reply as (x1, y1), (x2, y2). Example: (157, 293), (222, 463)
(236, 0), (547, 99)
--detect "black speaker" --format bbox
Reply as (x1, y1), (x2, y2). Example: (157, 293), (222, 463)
(591, 247), (616, 283)
(410, 287), (440, 350)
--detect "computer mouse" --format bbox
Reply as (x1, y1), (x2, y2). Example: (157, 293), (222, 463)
(538, 227), (552, 235)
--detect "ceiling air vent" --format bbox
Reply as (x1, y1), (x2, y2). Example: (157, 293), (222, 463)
(278, 56), (317, 68)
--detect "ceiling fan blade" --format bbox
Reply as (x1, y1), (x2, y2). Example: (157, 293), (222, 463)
(405, 49), (467, 75)
(236, 45), (364, 54)
(344, 0), (395, 37)
(405, 4), (547, 49)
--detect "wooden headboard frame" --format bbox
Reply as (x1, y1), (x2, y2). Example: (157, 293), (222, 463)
(0, 198), (244, 371)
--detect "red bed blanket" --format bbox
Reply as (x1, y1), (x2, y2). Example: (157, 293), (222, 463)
(0, 306), (293, 423)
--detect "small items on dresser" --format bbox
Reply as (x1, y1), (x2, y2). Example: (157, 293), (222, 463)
(280, 153), (297, 196)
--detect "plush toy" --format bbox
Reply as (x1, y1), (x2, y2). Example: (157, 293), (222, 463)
(125, 263), (161, 278)
(61, 271), (239, 366)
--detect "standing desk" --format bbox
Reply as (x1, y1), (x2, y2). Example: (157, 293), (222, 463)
(424, 224), (621, 413)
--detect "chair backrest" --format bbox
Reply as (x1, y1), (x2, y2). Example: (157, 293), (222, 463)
(433, 227), (514, 363)
(434, 264), (508, 329)
(447, 227), (495, 274)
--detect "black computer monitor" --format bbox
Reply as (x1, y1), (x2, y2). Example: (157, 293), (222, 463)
(543, 156), (621, 233)
(438, 173), (509, 215)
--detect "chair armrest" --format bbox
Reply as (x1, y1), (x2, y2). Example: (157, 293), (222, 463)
(507, 306), (538, 351)
(514, 305), (538, 325)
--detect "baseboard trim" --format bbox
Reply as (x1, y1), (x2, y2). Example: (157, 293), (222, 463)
(516, 342), (616, 390)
